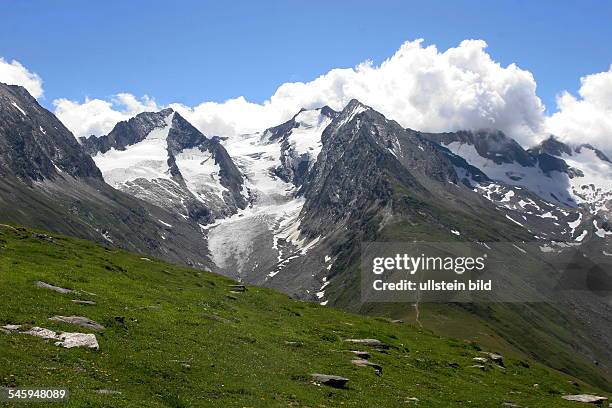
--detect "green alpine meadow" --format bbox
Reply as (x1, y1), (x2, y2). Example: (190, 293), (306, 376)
(0, 225), (608, 407)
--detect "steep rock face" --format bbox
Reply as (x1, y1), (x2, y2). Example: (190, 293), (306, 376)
(82, 109), (247, 224)
(264, 106), (339, 187)
(0, 82), (212, 269)
(271, 102), (611, 387)
(263, 100), (530, 299)
(80, 108), (174, 155)
(0, 84), (101, 181)
(299, 100), (436, 237)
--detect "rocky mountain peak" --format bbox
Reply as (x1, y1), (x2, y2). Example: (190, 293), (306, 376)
(166, 111), (208, 154)
(80, 108), (175, 155)
(0, 82), (102, 181)
(530, 135), (573, 157)
(532, 135), (611, 164)
(344, 98), (371, 112)
(80, 106), (247, 223)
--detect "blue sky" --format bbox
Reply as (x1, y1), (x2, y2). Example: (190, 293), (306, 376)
(2, 0), (611, 113)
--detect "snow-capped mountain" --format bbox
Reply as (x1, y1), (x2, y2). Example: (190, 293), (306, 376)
(531, 136), (612, 216)
(203, 106), (338, 281)
(2, 88), (610, 385)
(0, 82), (212, 268)
(69, 97), (611, 294)
(80, 109), (247, 224)
(267, 106), (339, 186)
(424, 129), (578, 206)
(421, 130), (611, 244)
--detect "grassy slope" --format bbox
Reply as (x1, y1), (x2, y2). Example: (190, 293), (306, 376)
(0, 225), (608, 407)
(329, 251), (612, 393)
(374, 218), (612, 391)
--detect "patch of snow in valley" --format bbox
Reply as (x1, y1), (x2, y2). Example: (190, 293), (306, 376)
(593, 220), (611, 238)
(575, 229), (588, 242)
(206, 132), (313, 278)
(568, 212), (582, 235)
(538, 211), (558, 220)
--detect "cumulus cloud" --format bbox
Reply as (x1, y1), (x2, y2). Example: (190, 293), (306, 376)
(0, 57), (44, 99)
(53, 39), (546, 145)
(545, 66), (612, 157)
(54, 94), (158, 138)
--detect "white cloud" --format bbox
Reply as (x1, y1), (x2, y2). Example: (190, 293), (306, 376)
(0, 57), (44, 99)
(52, 39), (546, 145)
(546, 66), (612, 157)
(53, 93), (158, 138)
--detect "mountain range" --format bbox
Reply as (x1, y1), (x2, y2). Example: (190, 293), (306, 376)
(0, 81), (610, 389)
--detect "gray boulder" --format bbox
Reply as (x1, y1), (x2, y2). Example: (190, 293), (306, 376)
(49, 316), (105, 331)
(36, 281), (74, 294)
(561, 394), (608, 405)
(344, 338), (389, 349)
(311, 373), (349, 388)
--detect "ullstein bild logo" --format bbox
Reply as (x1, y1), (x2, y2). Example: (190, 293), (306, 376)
(361, 242), (612, 303)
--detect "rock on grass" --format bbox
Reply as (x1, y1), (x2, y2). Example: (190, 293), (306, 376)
(49, 316), (105, 331)
(561, 394), (608, 404)
(311, 373), (349, 388)
(36, 281), (74, 294)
